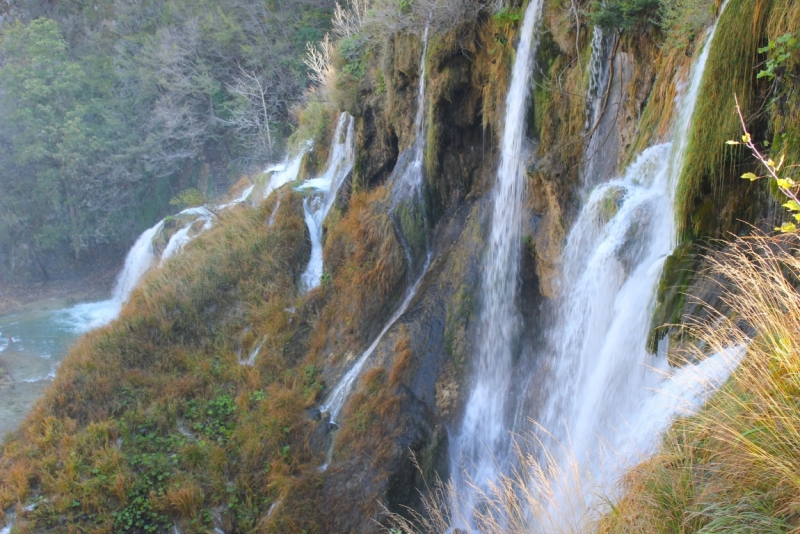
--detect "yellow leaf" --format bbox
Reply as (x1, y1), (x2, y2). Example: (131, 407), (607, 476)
(776, 222), (797, 233)
(776, 178), (796, 189)
(784, 200), (800, 211)
(726, 140), (740, 145)
(741, 172), (759, 181)
(742, 133), (751, 143)
(767, 159), (776, 167)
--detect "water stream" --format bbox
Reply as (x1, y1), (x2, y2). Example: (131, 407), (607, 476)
(449, 0), (544, 520)
(317, 29), (431, 469)
(528, 1), (733, 521)
(296, 112), (356, 293)
(449, 0), (736, 525)
(388, 23), (431, 279)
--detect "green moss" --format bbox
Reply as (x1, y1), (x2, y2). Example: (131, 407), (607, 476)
(675, 0), (773, 239)
(646, 242), (696, 353)
(443, 286), (474, 368)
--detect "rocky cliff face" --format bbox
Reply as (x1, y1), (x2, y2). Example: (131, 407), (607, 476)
(1, 1), (795, 532)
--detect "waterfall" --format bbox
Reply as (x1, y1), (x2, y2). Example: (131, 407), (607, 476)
(317, 29), (431, 469)
(583, 26), (619, 189)
(450, 0), (544, 520)
(390, 23), (429, 205)
(528, 1), (733, 519)
(63, 220), (165, 331)
(320, 253), (431, 426)
(389, 23), (431, 278)
(260, 146), (309, 203)
(63, 147), (303, 333)
(297, 112), (356, 293)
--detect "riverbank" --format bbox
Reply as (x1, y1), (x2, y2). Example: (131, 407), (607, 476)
(0, 250), (123, 316)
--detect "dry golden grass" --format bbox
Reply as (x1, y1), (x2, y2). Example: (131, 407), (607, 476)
(384, 435), (598, 534)
(600, 234), (800, 532)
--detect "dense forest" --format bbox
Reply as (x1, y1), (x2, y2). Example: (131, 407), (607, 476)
(1, 0), (799, 532)
(0, 0), (333, 280)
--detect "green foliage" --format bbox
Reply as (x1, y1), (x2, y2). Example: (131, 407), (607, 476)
(492, 7), (521, 24)
(339, 35), (368, 79)
(757, 32), (799, 80)
(169, 188), (207, 209)
(588, 0), (660, 31)
(0, 18), (138, 259)
(675, 0), (771, 239)
(0, 0), (335, 273)
(658, 0), (716, 51)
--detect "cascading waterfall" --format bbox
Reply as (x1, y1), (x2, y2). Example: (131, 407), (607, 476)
(260, 144), (310, 203)
(528, 1), (734, 517)
(297, 112), (355, 293)
(63, 220), (165, 331)
(63, 151), (302, 333)
(449, 0), (544, 520)
(582, 26), (618, 189)
(321, 253), (431, 426)
(317, 28), (431, 469)
(388, 23), (430, 278)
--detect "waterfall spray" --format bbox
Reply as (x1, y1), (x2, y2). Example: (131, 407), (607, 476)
(450, 0), (544, 522)
(528, 1), (734, 519)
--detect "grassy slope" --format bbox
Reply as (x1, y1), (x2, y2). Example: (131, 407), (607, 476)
(0, 163), (413, 532)
(0, 194), (321, 533)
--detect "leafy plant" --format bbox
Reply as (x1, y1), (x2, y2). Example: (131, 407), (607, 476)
(339, 35), (368, 79)
(492, 7), (521, 24)
(588, 0), (660, 31)
(757, 32), (798, 81)
(169, 188), (206, 209)
(728, 96), (800, 232)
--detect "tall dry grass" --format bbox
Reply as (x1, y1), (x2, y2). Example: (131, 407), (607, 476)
(601, 233), (800, 532)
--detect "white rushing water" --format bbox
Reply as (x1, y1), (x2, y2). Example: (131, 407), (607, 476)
(62, 220), (166, 331)
(530, 1), (732, 521)
(321, 252), (432, 425)
(387, 23), (431, 279)
(582, 26), (619, 189)
(450, 0), (544, 521)
(296, 112), (355, 293)
(260, 146), (309, 203)
(317, 29), (431, 471)
(390, 23), (429, 205)
(0, 146), (303, 438)
(62, 190), (254, 332)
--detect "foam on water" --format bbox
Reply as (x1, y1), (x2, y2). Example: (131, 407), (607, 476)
(296, 112), (355, 293)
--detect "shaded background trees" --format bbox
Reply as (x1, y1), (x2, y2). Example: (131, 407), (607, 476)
(0, 0), (333, 280)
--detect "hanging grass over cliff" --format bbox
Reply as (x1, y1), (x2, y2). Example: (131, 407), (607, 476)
(674, 0), (773, 239)
(600, 234), (800, 532)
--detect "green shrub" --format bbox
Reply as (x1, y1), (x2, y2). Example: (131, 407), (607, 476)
(588, 0), (661, 30)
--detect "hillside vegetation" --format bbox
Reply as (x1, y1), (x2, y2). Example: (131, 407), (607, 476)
(0, 0), (333, 279)
(1, 0), (800, 532)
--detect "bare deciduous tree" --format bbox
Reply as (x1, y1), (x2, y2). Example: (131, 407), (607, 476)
(218, 63), (279, 160)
